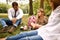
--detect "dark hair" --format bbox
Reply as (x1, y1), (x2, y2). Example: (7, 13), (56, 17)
(50, 0), (60, 9)
(12, 2), (18, 7)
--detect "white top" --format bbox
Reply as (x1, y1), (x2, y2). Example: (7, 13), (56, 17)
(8, 8), (23, 20)
(37, 6), (60, 40)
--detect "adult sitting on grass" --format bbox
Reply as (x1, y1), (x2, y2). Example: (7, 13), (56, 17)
(0, 0), (60, 40)
(0, 2), (23, 33)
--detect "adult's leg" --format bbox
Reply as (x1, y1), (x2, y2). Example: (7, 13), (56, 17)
(0, 19), (9, 32)
(0, 18), (13, 27)
(13, 19), (22, 27)
(6, 19), (13, 26)
(6, 30), (37, 40)
(0, 19), (8, 27)
(18, 35), (43, 40)
(6, 19), (16, 33)
(6, 19), (20, 33)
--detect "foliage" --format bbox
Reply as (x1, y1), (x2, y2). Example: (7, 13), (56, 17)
(33, 0), (51, 16)
(0, 0), (52, 16)
(0, 4), (7, 13)
(44, 0), (51, 16)
(33, 0), (40, 15)
(19, 4), (29, 14)
(0, 3), (11, 13)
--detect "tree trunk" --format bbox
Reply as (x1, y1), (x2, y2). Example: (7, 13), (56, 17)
(6, 0), (8, 4)
(46, 0), (49, 4)
(40, 0), (44, 8)
(29, 0), (33, 15)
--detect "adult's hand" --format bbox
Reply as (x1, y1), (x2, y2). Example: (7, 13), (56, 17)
(11, 18), (17, 24)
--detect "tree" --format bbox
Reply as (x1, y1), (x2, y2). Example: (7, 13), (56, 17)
(6, 0), (8, 4)
(29, 0), (33, 15)
(46, 0), (49, 4)
(40, 0), (44, 8)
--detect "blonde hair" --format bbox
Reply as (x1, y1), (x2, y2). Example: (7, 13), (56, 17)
(37, 8), (45, 24)
(37, 8), (45, 16)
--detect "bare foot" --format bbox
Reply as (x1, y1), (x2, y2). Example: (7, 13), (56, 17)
(0, 38), (6, 40)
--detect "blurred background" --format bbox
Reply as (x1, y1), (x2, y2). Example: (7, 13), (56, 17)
(0, 0), (51, 16)
(0, 0), (51, 38)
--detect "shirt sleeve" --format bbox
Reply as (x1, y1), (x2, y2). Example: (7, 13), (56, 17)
(16, 9), (23, 20)
(8, 9), (12, 20)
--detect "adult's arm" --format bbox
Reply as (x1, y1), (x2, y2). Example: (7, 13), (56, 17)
(8, 9), (12, 20)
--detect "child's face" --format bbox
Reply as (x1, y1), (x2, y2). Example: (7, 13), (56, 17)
(37, 11), (43, 17)
(38, 12), (41, 16)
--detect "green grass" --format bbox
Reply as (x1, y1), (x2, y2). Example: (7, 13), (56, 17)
(0, 14), (29, 38)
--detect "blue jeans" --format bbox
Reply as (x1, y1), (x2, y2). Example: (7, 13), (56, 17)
(0, 18), (22, 27)
(6, 30), (43, 40)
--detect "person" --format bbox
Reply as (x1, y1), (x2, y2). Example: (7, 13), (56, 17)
(0, 0), (60, 40)
(0, 2), (23, 33)
(21, 8), (48, 30)
(30, 8), (48, 29)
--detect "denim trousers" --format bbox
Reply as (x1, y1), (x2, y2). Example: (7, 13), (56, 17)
(0, 18), (21, 27)
(6, 30), (43, 40)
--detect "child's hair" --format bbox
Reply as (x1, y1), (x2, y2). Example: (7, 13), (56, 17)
(37, 8), (45, 24)
(37, 8), (45, 16)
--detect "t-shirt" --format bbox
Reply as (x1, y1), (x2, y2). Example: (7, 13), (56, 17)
(37, 16), (48, 25)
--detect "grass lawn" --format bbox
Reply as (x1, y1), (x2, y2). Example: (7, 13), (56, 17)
(0, 13), (30, 38)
